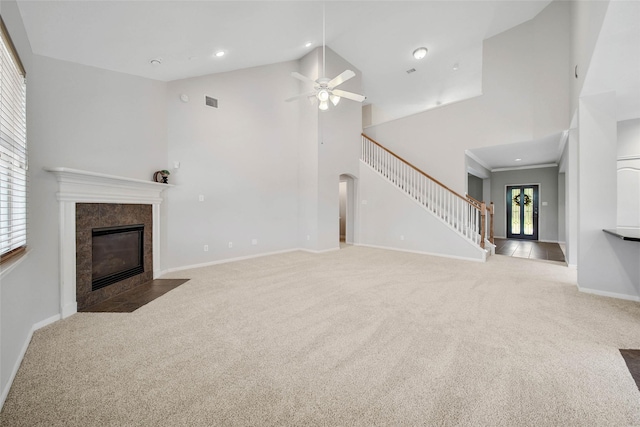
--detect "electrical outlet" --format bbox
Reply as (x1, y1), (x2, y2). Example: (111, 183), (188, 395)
(199, 195), (204, 202)
(251, 239), (257, 245)
(204, 244), (208, 252)
(228, 242), (233, 248)
(306, 235), (310, 241)
(400, 235), (405, 241)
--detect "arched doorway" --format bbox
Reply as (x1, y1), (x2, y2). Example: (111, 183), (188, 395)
(338, 174), (357, 246)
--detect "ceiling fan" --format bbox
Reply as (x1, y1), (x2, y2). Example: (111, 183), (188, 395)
(285, 4), (366, 111)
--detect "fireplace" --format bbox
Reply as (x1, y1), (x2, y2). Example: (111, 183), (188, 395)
(92, 224), (144, 291)
(46, 167), (169, 318)
(76, 203), (153, 310)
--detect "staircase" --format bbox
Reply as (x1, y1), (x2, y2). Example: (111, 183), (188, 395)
(361, 134), (494, 252)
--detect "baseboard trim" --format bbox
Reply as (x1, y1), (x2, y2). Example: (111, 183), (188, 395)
(355, 243), (486, 262)
(1, 313), (60, 410)
(161, 248), (302, 275)
(577, 285), (640, 302)
(299, 247), (340, 254)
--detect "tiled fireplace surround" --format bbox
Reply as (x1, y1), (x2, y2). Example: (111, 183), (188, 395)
(47, 168), (170, 318)
(75, 203), (153, 310)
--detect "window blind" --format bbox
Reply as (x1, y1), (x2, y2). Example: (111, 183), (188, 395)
(0, 16), (27, 262)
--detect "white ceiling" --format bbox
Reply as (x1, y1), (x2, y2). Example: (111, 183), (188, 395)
(581, 0), (640, 122)
(19, 1), (636, 172)
(16, 0), (552, 124)
(467, 132), (566, 173)
(468, 0), (640, 173)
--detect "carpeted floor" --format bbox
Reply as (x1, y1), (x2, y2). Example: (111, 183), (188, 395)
(2, 246), (640, 426)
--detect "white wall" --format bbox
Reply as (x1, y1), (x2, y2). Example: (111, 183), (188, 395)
(165, 61), (301, 270)
(570, 0), (611, 116)
(617, 118), (640, 228)
(578, 92), (639, 300)
(295, 47), (363, 252)
(564, 127), (579, 267)
(315, 48), (363, 250)
(558, 173), (566, 243)
(0, 0), (168, 404)
(365, 1), (571, 195)
(358, 164), (485, 261)
(490, 167), (559, 242)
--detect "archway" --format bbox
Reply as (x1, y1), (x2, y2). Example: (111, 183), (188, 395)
(338, 174), (357, 246)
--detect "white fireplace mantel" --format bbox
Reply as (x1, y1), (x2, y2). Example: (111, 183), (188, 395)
(46, 167), (171, 318)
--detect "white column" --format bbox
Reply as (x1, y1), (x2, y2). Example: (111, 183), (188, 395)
(59, 201), (77, 318)
(577, 92), (640, 300)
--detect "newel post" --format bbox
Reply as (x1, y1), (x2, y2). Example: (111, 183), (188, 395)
(489, 202), (495, 244)
(480, 201), (486, 249)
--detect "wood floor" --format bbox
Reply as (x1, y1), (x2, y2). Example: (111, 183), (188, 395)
(620, 350), (640, 391)
(494, 238), (566, 263)
(80, 279), (189, 313)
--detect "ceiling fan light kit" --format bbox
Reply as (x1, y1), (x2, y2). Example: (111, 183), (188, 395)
(285, 3), (365, 111)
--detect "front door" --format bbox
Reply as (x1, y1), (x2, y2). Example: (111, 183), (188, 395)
(506, 185), (539, 240)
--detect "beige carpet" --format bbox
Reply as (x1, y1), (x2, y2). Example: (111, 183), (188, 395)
(2, 246), (640, 426)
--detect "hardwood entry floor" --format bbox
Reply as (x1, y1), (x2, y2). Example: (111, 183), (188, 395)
(494, 238), (566, 263)
(80, 279), (189, 313)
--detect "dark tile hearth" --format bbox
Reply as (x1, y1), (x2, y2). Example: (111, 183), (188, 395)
(493, 238), (566, 263)
(80, 279), (189, 313)
(620, 349), (640, 392)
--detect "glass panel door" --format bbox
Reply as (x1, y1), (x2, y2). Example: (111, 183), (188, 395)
(506, 185), (539, 240)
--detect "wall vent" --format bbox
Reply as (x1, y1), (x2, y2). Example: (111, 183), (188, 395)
(205, 96), (218, 108)
(406, 68), (416, 74)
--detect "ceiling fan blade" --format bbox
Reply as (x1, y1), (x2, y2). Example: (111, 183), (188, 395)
(285, 91), (317, 102)
(328, 70), (355, 89)
(291, 72), (316, 85)
(331, 89), (366, 103)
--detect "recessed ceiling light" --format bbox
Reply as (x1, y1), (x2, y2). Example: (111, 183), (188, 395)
(214, 51), (225, 58)
(305, 42), (312, 48)
(413, 47), (428, 60)
(149, 58), (162, 66)
(515, 158), (522, 162)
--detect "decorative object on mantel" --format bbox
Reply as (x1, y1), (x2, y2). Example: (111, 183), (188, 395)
(153, 169), (171, 184)
(45, 166), (171, 319)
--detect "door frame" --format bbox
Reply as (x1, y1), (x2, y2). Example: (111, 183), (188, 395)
(339, 174), (357, 245)
(505, 184), (540, 240)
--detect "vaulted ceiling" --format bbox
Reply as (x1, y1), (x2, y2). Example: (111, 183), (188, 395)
(16, 0), (551, 123)
(16, 1), (638, 171)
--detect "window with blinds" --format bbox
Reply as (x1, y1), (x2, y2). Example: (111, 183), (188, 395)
(0, 16), (27, 264)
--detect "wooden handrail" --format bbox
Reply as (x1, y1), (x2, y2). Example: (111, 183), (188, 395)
(362, 133), (495, 251)
(465, 194), (482, 209)
(362, 133), (472, 206)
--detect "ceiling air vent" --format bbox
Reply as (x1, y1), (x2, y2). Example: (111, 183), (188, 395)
(406, 68), (416, 74)
(205, 96), (218, 108)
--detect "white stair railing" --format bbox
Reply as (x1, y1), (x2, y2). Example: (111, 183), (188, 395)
(361, 134), (493, 249)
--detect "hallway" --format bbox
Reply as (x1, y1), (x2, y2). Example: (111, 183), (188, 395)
(494, 238), (566, 263)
